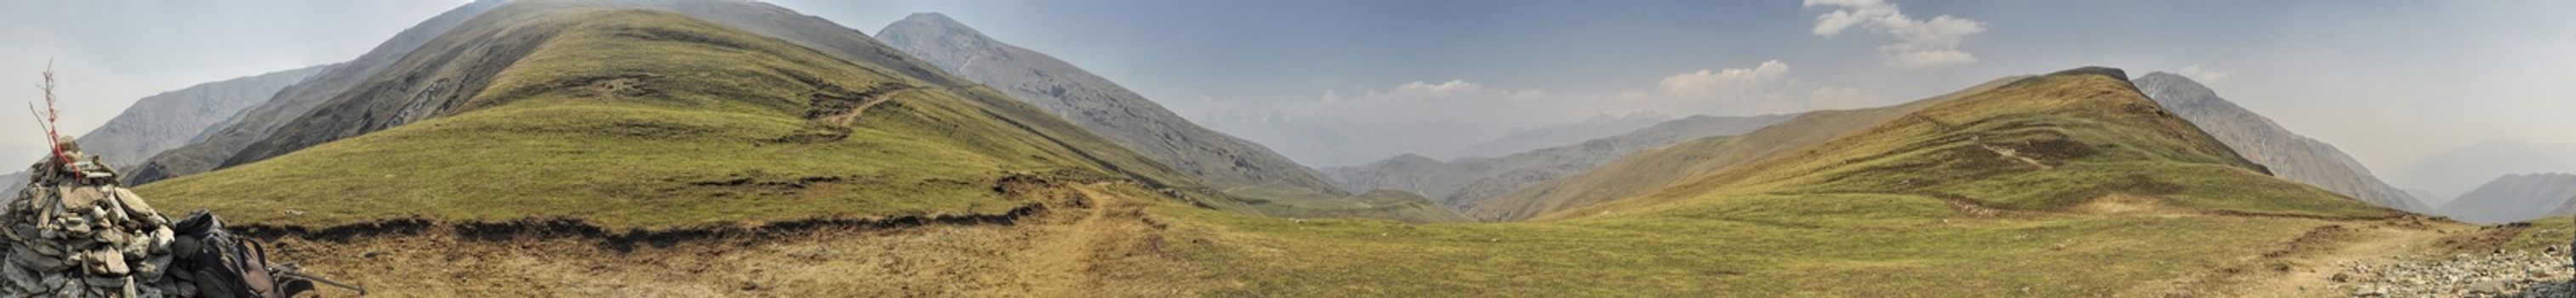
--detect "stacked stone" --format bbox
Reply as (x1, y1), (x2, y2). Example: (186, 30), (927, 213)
(0, 146), (183, 297)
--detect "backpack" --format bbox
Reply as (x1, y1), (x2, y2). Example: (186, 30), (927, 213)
(169, 210), (316, 298)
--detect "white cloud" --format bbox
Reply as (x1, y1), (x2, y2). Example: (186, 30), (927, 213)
(1801, 87), (1880, 111)
(2178, 65), (2229, 83)
(1659, 60), (1791, 96)
(1389, 79), (1485, 96)
(1803, 0), (1987, 69)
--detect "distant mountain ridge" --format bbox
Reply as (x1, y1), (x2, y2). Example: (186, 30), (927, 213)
(2390, 139), (2576, 205)
(78, 65), (331, 169)
(875, 13), (1346, 198)
(1456, 112), (1673, 158)
(1324, 114), (1791, 211)
(2132, 72), (2429, 212)
(128, 0), (508, 185)
(1466, 77), (2023, 221)
(2436, 173), (2576, 224)
(0, 65), (329, 195)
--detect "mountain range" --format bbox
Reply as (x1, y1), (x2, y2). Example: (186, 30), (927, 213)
(1453, 112), (1673, 158)
(2389, 139), (2576, 205)
(2436, 173), (2576, 223)
(1322, 113), (1791, 212)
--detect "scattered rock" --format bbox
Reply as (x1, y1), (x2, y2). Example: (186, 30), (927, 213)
(2329, 247), (2576, 297)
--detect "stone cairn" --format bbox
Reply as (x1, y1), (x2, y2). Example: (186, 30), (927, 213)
(0, 138), (184, 297)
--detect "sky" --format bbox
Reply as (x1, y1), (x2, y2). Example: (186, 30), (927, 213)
(0, 1), (2569, 179)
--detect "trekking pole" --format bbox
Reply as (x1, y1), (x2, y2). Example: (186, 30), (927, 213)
(275, 269), (368, 295)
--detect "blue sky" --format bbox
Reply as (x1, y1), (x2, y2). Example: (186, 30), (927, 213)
(1, 1), (2570, 175)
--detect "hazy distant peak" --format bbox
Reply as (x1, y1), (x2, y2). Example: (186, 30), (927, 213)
(1384, 153), (1440, 163)
(2133, 72), (2221, 106)
(903, 12), (960, 24)
(883, 12), (987, 40)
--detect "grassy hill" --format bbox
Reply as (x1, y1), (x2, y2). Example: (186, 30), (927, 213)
(1145, 67), (2408, 296)
(134, 6), (1208, 231)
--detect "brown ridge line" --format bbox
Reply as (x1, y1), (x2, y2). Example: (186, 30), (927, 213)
(229, 202), (1048, 253)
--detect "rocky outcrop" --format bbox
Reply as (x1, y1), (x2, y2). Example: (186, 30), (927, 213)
(2134, 72), (2429, 212)
(877, 13), (1345, 196)
(2437, 173), (2576, 224)
(1323, 114), (1792, 209)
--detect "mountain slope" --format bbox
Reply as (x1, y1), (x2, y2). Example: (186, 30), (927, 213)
(1467, 77), (2022, 221)
(2436, 173), (2576, 224)
(77, 65), (331, 168)
(2133, 72), (2428, 212)
(1323, 114), (1791, 210)
(134, 3), (1206, 230)
(875, 13), (1345, 198)
(220, 0), (980, 172)
(128, 0), (505, 185)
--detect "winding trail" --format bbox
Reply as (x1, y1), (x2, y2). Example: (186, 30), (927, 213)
(819, 87), (926, 126)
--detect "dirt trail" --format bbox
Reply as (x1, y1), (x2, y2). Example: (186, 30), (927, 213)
(1018, 182), (1171, 296)
(2133, 215), (2468, 297)
(2252, 221), (2461, 297)
(1978, 143), (2054, 169)
(819, 87), (922, 126)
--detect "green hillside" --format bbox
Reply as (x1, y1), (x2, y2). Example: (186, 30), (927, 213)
(1574, 67), (2392, 220)
(1146, 67), (2408, 296)
(134, 8), (1210, 231)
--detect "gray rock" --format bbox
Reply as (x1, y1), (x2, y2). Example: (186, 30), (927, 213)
(2469, 280), (2504, 294)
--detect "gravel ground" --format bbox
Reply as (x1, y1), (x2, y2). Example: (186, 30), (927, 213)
(2333, 247), (2576, 297)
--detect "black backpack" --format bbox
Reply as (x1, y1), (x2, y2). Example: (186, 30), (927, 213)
(170, 210), (316, 298)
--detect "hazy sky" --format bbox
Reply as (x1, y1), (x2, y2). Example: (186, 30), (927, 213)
(2, 1), (2571, 175)
(773, 0), (2576, 169)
